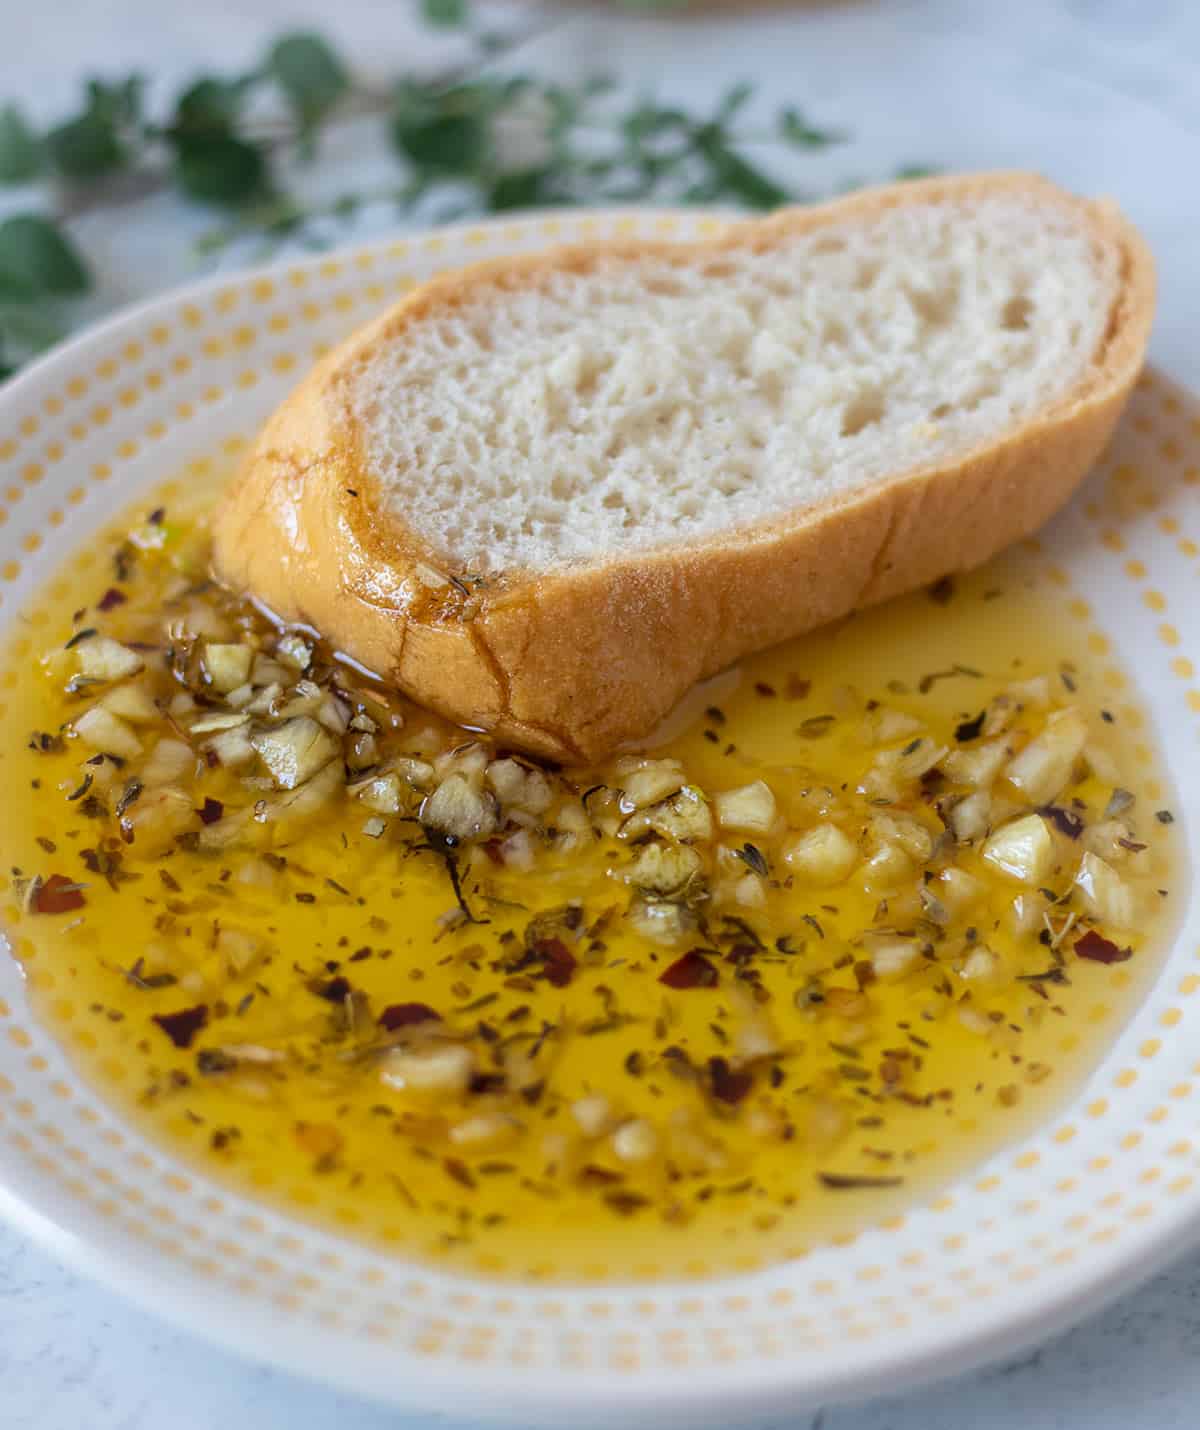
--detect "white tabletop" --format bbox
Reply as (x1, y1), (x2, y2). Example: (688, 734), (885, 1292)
(4, 2), (1200, 1426)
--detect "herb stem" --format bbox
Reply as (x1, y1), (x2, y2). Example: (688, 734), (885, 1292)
(53, 8), (569, 230)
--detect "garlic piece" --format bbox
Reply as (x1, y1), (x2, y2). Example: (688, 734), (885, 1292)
(859, 842), (912, 891)
(204, 724), (256, 769)
(625, 841), (702, 895)
(486, 758), (555, 815)
(100, 683), (159, 725)
(870, 812), (934, 863)
(714, 780), (777, 834)
(611, 1119), (658, 1163)
(948, 789), (992, 843)
(120, 786), (195, 855)
(934, 867), (984, 913)
(870, 938), (922, 979)
(616, 759), (686, 812)
(421, 772), (499, 840)
(982, 814), (1055, 885)
(1074, 851), (1138, 929)
(940, 737), (1010, 789)
(203, 642), (254, 694)
(1008, 891), (1047, 936)
(140, 736), (195, 786)
(275, 633), (313, 671)
(733, 872), (766, 908)
(572, 1095), (615, 1138)
(72, 705), (142, 760)
(449, 1114), (519, 1147)
(382, 1043), (475, 1094)
(627, 898), (692, 945)
(959, 946), (1001, 982)
(620, 785), (712, 844)
(352, 772), (404, 815)
(782, 822), (857, 885)
(250, 716), (338, 790)
(1005, 707), (1088, 804)
(75, 635), (143, 682)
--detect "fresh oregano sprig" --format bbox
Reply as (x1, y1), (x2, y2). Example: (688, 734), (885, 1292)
(0, 2), (855, 376)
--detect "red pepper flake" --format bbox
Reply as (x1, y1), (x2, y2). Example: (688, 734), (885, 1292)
(534, 937), (577, 988)
(1075, 930), (1131, 964)
(31, 874), (86, 914)
(481, 839), (505, 866)
(97, 587), (127, 612)
(378, 1002), (440, 1030)
(196, 797), (224, 825)
(152, 1004), (209, 1049)
(659, 949), (719, 989)
(707, 1055), (754, 1104)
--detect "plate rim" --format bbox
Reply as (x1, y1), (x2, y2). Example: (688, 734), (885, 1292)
(0, 203), (1197, 1424)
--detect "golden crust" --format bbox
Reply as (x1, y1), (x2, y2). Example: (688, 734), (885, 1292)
(212, 173), (1156, 761)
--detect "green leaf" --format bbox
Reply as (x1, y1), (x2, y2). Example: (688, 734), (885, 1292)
(487, 167), (557, 211)
(172, 76), (250, 136)
(330, 192), (361, 219)
(895, 164), (938, 181)
(421, 0), (469, 26)
(713, 82), (753, 127)
(0, 300), (66, 352)
(0, 106), (43, 184)
(257, 197), (308, 237)
(779, 107), (845, 149)
(45, 111), (123, 179)
(621, 101), (689, 147)
(390, 84), (491, 174)
(583, 74), (617, 97)
(173, 133), (267, 204)
(44, 76), (143, 180)
(268, 32), (349, 131)
(692, 125), (789, 210)
(86, 76), (145, 130)
(396, 111), (487, 172)
(0, 214), (90, 297)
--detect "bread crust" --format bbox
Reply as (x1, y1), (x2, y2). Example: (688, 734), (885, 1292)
(213, 173), (1155, 761)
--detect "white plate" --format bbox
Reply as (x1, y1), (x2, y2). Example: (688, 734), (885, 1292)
(0, 208), (1197, 1426)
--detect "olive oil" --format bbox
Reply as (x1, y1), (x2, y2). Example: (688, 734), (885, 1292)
(0, 470), (1180, 1282)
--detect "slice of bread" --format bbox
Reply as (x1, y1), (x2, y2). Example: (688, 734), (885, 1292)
(213, 173), (1154, 762)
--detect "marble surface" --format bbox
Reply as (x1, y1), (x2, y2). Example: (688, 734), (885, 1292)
(3, 2), (1200, 1425)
